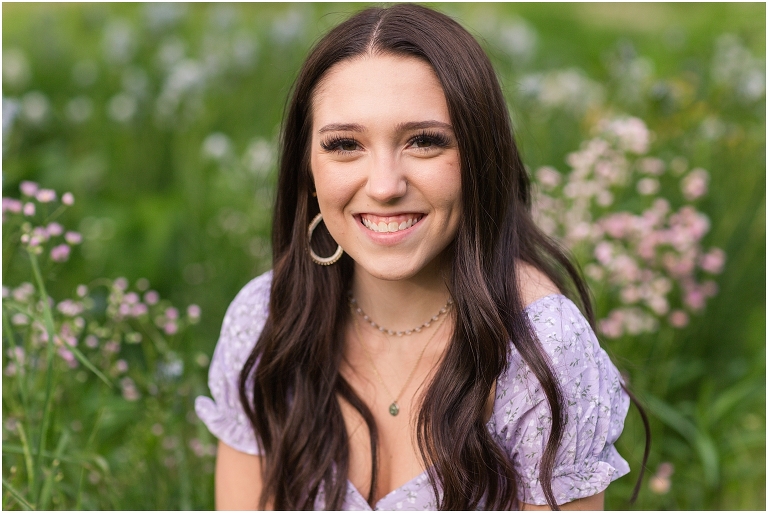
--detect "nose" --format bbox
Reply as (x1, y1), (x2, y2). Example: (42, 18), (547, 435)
(365, 153), (407, 203)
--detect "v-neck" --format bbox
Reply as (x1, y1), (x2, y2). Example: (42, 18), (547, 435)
(341, 294), (564, 510)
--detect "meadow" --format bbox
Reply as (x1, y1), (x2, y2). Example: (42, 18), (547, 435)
(2, 3), (765, 510)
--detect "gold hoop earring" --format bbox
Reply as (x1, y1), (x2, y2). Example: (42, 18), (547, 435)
(307, 213), (343, 266)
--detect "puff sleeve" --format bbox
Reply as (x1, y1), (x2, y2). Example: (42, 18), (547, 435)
(488, 295), (630, 505)
(194, 271), (273, 456)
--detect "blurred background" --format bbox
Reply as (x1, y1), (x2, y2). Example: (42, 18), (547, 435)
(2, 3), (764, 510)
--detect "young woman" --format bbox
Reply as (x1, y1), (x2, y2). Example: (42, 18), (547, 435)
(196, 4), (647, 510)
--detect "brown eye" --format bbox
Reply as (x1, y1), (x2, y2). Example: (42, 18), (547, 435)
(413, 137), (433, 148)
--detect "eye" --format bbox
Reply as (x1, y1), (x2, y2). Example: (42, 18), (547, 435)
(320, 136), (361, 153)
(407, 130), (452, 151)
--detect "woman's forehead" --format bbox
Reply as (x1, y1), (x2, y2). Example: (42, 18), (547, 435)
(311, 54), (449, 131)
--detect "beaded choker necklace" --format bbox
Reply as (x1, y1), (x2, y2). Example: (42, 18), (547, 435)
(348, 296), (453, 337)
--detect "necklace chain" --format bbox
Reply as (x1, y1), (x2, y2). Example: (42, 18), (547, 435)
(349, 296), (453, 337)
(351, 308), (447, 416)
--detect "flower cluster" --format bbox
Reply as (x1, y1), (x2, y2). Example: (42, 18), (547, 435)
(2, 186), (201, 400)
(3, 181), (81, 262)
(532, 117), (725, 338)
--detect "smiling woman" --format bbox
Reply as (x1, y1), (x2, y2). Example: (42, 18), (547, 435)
(195, 3), (647, 511)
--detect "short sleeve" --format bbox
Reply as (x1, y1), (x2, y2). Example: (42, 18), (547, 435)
(488, 295), (630, 506)
(194, 271), (273, 456)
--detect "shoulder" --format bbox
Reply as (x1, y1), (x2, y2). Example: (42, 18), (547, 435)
(516, 260), (561, 308)
(216, 270), (273, 366)
(194, 270), (273, 456)
(489, 295), (631, 504)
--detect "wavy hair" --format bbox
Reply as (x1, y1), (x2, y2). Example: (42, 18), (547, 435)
(239, 4), (649, 510)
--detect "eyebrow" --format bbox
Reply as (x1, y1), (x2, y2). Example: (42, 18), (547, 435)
(316, 120), (454, 134)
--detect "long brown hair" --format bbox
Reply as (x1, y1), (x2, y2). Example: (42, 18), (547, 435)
(240, 4), (648, 510)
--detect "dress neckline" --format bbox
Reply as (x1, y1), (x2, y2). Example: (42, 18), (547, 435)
(345, 293), (568, 509)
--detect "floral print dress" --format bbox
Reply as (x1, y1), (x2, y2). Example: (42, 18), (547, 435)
(195, 271), (630, 510)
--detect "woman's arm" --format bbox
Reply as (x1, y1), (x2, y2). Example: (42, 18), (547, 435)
(522, 491), (604, 511)
(215, 441), (267, 510)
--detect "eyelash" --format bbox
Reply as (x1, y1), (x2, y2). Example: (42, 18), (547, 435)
(319, 130), (452, 154)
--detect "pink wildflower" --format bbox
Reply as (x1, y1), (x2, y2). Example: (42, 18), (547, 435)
(669, 310), (689, 328)
(114, 277), (128, 291)
(2, 198), (22, 213)
(76, 285), (88, 297)
(115, 359), (129, 373)
(637, 157), (665, 175)
(57, 348), (78, 368)
(85, 335), (99, 348)
(535, 166), (562, 189)
(46, 222), (64, 236)
(681, 168), (709, 201)
(164, 322), (178, 335)
(64, 231), (83, 244)
(50, 244), (71, 262)
(187, 304), (201, 320)
(165, 307), (179, 320)
(35, 189), (57, 203)
(23, 202), (35, 216)
(144, 290), (160, 305)
(131, 303), (148, 317)
(62, 192), (75, 205)
(20, 181), (39, 196)
(699, 247), (726, 274)
(636, 178), (660, 195)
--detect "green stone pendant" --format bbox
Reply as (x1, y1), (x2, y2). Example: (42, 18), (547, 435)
(389, 402), (400, 416)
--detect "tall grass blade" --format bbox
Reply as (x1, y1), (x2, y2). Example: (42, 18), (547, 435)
(16, 423), (35, 496)
(1, 478), (34, 511)
(39, 430), (70, 510)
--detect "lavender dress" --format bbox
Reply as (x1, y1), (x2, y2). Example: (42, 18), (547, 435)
(195, 271), (630, 510)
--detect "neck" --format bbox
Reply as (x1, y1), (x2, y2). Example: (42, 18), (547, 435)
(350, 261), (452, 334)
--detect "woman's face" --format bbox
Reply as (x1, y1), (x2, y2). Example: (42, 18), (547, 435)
(310, 54), (462, 282)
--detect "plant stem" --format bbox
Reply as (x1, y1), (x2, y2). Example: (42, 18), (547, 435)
(2, 307), (29, 411)
(16, 423), (35, 496)
(28, 251), (57, 507)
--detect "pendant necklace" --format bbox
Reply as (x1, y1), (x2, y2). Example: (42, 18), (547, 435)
(350, 304), (449, 416)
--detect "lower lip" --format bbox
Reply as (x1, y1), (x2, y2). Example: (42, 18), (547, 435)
(356, 217), (423, 245)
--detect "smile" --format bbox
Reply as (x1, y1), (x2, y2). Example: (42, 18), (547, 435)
(359, 214), (424, 233)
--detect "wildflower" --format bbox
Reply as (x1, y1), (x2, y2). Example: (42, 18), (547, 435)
(62, 192), (75, 205)
(65, 231), (83, 244)
(681, 168), (709, 201)
(76, 285), (88, 297)
(46, 222), (64, 237)
(13, 283), (34, 302)
(165, 307), (179, 320)
(2, 197), (22, 214)
(57, 348), (78, 368)
(115, 359), (129, 373)
(187, 304), (201, 320)
(131, 304), (148, 317)
(114, 277), (128, 291)
(85, 335), (99, 348)
(50, 244), (71, 262)
(636, 177), (660, 195)
(19, 181), (38, 196)
(136, 278), (150, 291)
(649, 462), (674, 495)
(35, 189), (57, 203)
(163, 322), (178, 335)
(699, 247), (725, 274)
(56, 299), (84, 316)
(144, 290), (160, 305)
(23, 202), (35, 216)
(120, 377), (140, 401)
(668, 310), (689, 328)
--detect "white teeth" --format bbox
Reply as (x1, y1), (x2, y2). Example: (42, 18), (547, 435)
(361, 216), (420, 233)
